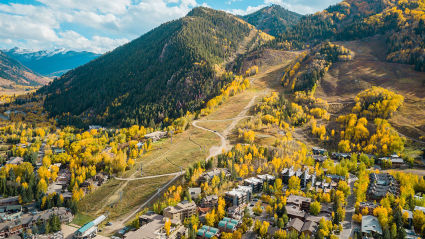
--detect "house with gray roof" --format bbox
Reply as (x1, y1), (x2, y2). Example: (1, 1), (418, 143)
(361, 215), (382, 237)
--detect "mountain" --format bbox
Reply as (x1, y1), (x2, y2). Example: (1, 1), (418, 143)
(275, 0), (425, 71)
(41, 7), (269, 127)
(4, 48), (100, 77)
(242, 4), (302, 36)
(0, 51), (50, 90)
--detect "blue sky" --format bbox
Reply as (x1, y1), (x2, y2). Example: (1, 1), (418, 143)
(0, 0), (340, 53)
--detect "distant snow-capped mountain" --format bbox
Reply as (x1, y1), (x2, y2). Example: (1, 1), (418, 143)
(4, 48), (101, 77)
(0, 50), (50, 89)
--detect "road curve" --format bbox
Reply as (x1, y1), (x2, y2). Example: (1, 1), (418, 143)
(192, 95), (257, 161)
(192, 120), (227, 160)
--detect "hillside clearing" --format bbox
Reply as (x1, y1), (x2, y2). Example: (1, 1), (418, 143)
(314, 36), (425, 142)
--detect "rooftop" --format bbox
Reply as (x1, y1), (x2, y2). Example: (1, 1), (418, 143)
(287, 218), (304, 232)
(301, 220), (318, 233)
(126, 215), (164, 239)
(362, 215), (383, 235)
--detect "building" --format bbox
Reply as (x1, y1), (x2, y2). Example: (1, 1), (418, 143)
(225, 190), (246, 207)
(286, 195), (312, 212)
(243, 177), (263, 193)
(163, 201), (197, 223)
(367, 173), (400, 201)
(314, 180), (336, 193)
(188, 188), (202, 199)
(44, 207), (73, 223)
(331, 152), (350, 160)
(5, 157), (23, 165)
(359, 202), (379, 215)
(257, 174), (276, 185)
(200, 195), (218, 208)
(89, 125), (103, 130)
(227, 205), (244, 220)
(281, 167), (315, 188)
(301, 169), (316, 188)
(378, 155), (405, 168)
(224, 186), (251, 207)
(0, 197), (19, 206)
(361, 215), (382, 237)
(0, 220), (22, 238)
(325, 174), (346, 182)
(312, 147), (327, 155)
(285, 205), (306, 220)
(287, 218), (304, 233)
(74, 215), (106, 239)
(301, 221), (318, 236)
(281, 167), (303, 184)
(126, 213), (165, 239)
(199, 168), (230, 183)
(218, 217), (239, 232)
(197, 225), (219, 239)
(236, 186), (252, 202)
(0, 207), (73, 238)
(145, 131), (167, 142)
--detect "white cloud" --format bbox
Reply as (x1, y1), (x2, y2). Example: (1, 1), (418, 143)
(0, 0), (198, 53)
(226, 0), (242, 5)
(264, 0), (284, 5)
(228, 4), (266, 16)
(55, 31), (129, 53)
(270, 0), (340, 14)
(229, 0), (340, 16)
(0, 0), (341, 52)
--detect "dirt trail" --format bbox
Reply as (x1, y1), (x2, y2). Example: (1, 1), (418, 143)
(192, 96), (256, 160)
(191, 60), (298, 160)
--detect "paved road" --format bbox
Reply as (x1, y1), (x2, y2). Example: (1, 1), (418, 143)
(340, 175), (357, 239)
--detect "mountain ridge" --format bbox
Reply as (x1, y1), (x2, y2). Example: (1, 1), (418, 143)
(4, 48), (100, 77)
(40, 7), (270, 127)
(0, 51), (50, 91)
(241, 4), (302, 37)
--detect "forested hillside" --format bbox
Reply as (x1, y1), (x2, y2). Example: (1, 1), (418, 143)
(242, 4), (302, 36)
(0, 51), (50, 89)
(41, 7), (264, 127)
(270, 0), (425, 71)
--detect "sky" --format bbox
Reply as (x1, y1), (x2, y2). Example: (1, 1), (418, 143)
(0, 0), (340, 53)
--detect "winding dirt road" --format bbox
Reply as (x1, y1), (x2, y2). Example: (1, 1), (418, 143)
(192, 95), (257, 160)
